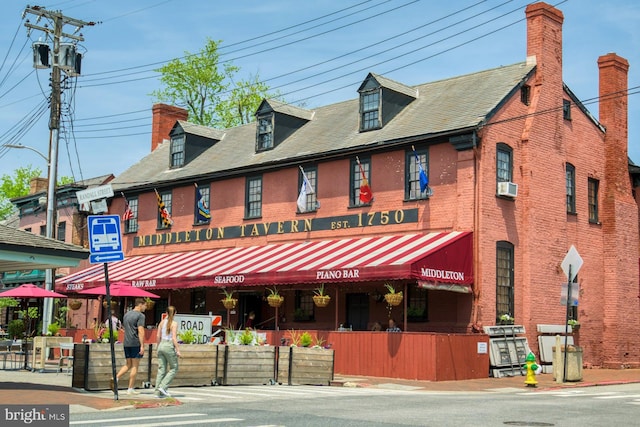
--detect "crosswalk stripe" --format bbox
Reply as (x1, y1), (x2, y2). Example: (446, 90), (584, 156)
(70, 413), (208, 425)
(119, 418), (242, 427)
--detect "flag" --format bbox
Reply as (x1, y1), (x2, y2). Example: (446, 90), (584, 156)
(356, 156), (373, 204)
(121, 193), (134, 221)
(297, 166), (315, 213)
(195, 184), (211, 222)
(413, 148), (429, 193)
(155, 189), (173, 227)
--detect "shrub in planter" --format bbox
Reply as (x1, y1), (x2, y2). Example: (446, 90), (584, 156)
(8, 319), (25, 339)
(178, 329), (196, 344)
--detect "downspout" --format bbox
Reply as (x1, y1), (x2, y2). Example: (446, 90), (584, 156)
(470, 131), (482, 332)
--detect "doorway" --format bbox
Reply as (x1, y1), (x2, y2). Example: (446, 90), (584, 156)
(238, 293), (262, 329)
(346, 293), (369, 331)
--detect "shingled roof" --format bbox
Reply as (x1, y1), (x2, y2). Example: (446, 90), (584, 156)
(112, 61), (535, 191)
(0, 224), (89, 272)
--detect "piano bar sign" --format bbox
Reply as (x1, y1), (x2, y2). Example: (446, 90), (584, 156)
(135, 208), (418, 248)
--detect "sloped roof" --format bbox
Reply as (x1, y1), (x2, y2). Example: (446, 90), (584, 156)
(0, 224), (89, 272)
(175, 121), (226, 140)
(112, 62), (535, 191)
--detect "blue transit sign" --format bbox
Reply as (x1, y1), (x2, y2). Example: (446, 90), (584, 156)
(88, 215), (125, 264)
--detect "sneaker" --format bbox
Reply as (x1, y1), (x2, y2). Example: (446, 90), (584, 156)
(126, 388), (140, 395)
(153, 393), (163, 399)
(158, 388), (171, 397)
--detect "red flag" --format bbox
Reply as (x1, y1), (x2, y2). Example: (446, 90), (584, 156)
(357, 157), (373, 204)
(122, 193), (134, 221)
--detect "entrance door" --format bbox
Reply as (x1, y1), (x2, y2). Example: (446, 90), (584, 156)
(346, 293), (369, 331)
(239, 294), (262, 329)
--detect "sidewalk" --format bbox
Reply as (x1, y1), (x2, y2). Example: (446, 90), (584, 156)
(2, 368), (640, 413)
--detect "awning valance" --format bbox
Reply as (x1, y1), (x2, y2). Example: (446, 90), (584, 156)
(57, 232), (473, 293)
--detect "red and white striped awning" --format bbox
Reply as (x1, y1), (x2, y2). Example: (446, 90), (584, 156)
(57, 232), (473, 293)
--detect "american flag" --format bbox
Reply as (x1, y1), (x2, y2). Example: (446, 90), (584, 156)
(122, 193), (134, 221)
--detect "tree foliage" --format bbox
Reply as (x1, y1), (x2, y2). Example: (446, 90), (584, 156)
(0, 165), (42, 220)
(0, 165), (75, 221)
(151, 38), (278, 129)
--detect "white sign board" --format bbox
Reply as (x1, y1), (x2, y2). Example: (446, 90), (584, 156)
(560, 245), (583, 282)
(173, 313), (214, 344)
(76, 184), (114, 205)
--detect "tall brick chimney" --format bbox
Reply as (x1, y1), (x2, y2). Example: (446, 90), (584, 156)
(599, 53), (630, 196)
(151, 103), (188, 151)
(525, 3), (564, 87)
(598, 52), (639, 367)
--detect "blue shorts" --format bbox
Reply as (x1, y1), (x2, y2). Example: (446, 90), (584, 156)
(124, 346), (143, 359)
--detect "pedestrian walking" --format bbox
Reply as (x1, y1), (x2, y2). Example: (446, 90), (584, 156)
(154, 305), (181, 398)
(112, 297), (147, 395)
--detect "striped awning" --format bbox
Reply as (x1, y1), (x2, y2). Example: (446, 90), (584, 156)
(57, 232), (473, 293)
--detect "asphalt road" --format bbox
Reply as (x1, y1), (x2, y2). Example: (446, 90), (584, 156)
(69, 382), (640, 427)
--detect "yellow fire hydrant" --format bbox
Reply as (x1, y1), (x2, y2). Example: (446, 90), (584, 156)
(523, 352), (539, 387)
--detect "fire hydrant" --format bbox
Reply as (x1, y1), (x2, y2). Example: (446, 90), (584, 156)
(523, 352), (539, 387)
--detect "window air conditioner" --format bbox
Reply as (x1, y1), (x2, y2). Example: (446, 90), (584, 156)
(497, 181), (518, 198)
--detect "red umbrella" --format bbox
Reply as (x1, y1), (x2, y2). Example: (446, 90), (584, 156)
(0, 283), (67, 299)
(78, 282), (160, 298)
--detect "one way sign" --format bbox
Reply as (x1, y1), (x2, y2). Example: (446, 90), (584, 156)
(88, 215), (125, 264)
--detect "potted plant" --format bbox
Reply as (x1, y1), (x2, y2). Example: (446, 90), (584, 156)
(313, 284), (331, 307)
(384, 282), (403, 306)
(267, 287), (284, 307)
(47, 321), (60, 336)
(101, 329), (118, 343)
(178, 329), (196, 344)
(568, 319), (580, 331)
(102, 300), (117, 309)
(278, 330), (334, 385)
(221, 289), (237, 310)
(144, 297), (155, 310)
(68, 299), (82, 310)
(499, 313), (514, 325)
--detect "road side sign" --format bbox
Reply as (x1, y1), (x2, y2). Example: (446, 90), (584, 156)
(88, 215), (124, 264)
(560, 245), (583, 282)
(76, 184), (114, 205)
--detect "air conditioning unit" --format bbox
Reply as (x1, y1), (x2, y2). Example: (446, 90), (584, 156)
(497, 181), (518, 198)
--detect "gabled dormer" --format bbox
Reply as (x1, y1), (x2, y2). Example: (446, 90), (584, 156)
(255, 99), (313, 152)
(357, 73), (417, 132)
(168, 121), (224, 168)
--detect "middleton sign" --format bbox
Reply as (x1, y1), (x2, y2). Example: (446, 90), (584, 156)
(133, 208), (419, 248)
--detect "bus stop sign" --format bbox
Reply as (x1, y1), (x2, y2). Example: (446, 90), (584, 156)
(88, 215), (124, 264)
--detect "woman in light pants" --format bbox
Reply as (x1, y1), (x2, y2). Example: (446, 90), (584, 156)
(155, 306), (181, 398)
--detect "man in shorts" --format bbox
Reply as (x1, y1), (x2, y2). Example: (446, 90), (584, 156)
(113, 297), (147, 395)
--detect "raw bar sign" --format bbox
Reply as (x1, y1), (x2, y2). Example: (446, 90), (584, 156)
(134, 208), (419, 247)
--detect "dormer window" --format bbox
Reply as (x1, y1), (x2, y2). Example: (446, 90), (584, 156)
(360, 89), (381, 131)
(170, 134), (185, 168)
(257, 114), (274, 151)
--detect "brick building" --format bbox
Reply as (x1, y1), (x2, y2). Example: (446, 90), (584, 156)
(59, 2), (639, 368)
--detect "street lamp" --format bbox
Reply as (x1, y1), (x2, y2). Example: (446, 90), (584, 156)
(5, 143), (58, 335)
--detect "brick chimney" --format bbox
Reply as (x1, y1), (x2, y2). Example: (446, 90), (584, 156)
(599, 53), (630, 196)
(29, 177), (48, 194)
(525, 3), (564, 87)
(151, 103), (188, 151)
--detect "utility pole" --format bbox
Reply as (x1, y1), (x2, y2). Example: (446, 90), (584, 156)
(23, 5), (94, 335)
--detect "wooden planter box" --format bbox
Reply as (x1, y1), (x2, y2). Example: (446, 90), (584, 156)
(215, 345), (276, 385)
(277, 346), (335, 385)
(72, 343), (154, 391)
(150, 344), (218, 387)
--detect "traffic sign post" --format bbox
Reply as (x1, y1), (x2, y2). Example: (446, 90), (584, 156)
(559, 245), (583, 383)
(88, 215), (124, 264)
(87, 214), (124, 400)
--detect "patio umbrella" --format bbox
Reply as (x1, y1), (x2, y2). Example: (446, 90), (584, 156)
(0, 283), (67, 299)
(78, 282), (160, 298)
(0, 283), (66, 370)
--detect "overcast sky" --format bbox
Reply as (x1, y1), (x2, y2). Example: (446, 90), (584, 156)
(0, 0), (638, 182)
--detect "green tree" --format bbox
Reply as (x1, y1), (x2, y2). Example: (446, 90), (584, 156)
(0, 165), (42, 220)
(0, 165), (76, 221)
(151, 38), (277, 128)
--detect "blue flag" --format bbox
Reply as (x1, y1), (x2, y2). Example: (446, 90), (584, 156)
(413, 150), (429, 193)
(196, 186), (211, 222)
